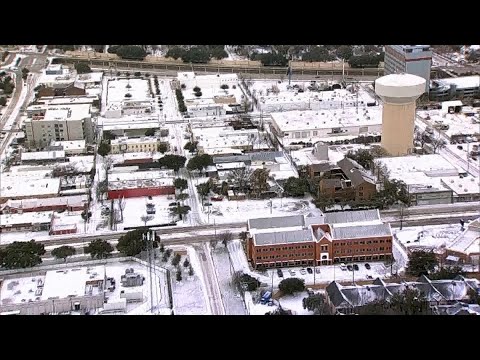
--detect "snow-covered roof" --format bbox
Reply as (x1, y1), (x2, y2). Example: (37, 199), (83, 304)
(248, 214), (305, 231)
(76, 72), (103, 84)
(270, 107), (383, 132)
(0, 178), (60, 199)
(1, 195), (87, 212)
(254, 229), (313, 246)
(434, 76), (480, 90)
(111, 136), (158, 146)
(50, 140), (86, 152)
(107, 78), (151, 104)
(108, 170), (174, 183)
(331, 223), (392, 239)
(41, 266), (104, 300)
(21, 150), (65, 162)
(324, 209), (381, 225)
(0, 211), (53, 227)
(440, 176), (480, 195)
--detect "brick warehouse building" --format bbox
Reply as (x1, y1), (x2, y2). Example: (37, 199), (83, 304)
(107, 171), (175, 200)
(246, 210), (393, 269)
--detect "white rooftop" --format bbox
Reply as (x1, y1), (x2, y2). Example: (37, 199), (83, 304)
(109, 170), (174, 182)
(50, 140), (86, 151)
(41, 266), (104, 300)
(107, 78), (151, 104)
(0, 178), (60, 198)
(111, 136), (158, 146)
(376, 73), (426, 87)
(270, 107), (383, 132)
(0, 211), (53, 227)
(42, 104), (91, 121)
(21, 150), (65, 162)
(441, 176), (480, 195)
(375, 154), (458, 179)
(434, 76), (480, 90)
(76, 72), (103, 84)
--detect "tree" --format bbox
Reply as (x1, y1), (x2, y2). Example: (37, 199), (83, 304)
(220, 231), (233, 247)
(115, 45), (147, 60)
(0, 241), (46, 269)
(97, 141), (111, 157)
(159, 242), (165, 253)
(279, 278), (305, 295)
(134, 71), (141, 77)
(428, 265), (466, 280)
(196, 181), (212, 197)
(176, 267), (183, 282)
(250, 168), (270, 198)
(186, 154), (213, 173)
(103, 130), (116, 141)
(283, 177), (309, 197)
(184, 141), (198, 153)
(75, 63), (91, 74)
(22, 67), (30, 80)
(84, 239), (114, 259)
(171, 253), (181, 267)
(430, 134), (447, 154)
(166, 46), (186, 60)
(239, 231), (249, 241)
(233, 272), (260, 292)
(117, 197), (126, 222)
(173, 178), (188, 192)
(211, 239), (218, 249)
(406, 250), (438, 277)
(51, 246), (76, 262)
(162, 249), (172, 262)
(302, 293), (335, 315)
(140, 215), (153, 227)
(345, 149), (375, 170)
(158, 154), (186, 172)
(117, 229), (158, 257)
(302, 46), (334, 62)
(157, 142), (168, 154)
(0, 97), (6, 106)
(169, 204), (191, 220)
(220, 84), (229, 90)
(468, 288), (480, 305)
(336, 45), (354, 60)
(188, 265), (195, 276)
(176, 193), (189, 201)
(96, 180), (108, 201)
(194, 91), (202, 97)
(348, 54), (380, 68)
(145, 128), (156, 136)
(228, 167), (253, 194)
(183, 258), (190, 268)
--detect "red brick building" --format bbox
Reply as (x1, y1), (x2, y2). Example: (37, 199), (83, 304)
(0, 195), (87, 215)
(107, 171), (175, 200)
(246, 210), (393, 269)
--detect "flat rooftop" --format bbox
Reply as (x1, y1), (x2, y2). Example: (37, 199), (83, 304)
(0, 178), (60, 198)
(38, 96), (98, 106)
(0, 211), (53, 227)
(270, 107), (383, 132)
(111, 136), (158, 146)
(107, 78), (151, 104)
(41, 266), (104, 300)
(254, 229), (313, 246)
(76, 72), (103, 84)
(50, 140), (86, 151)
(249, 214), (305, 231)
(374, 154), (458, 178)
(108, 170), (174, 182)
(331, 223), (392, 240)
(21, 150), (65, 162)
(1, 195), (88, 211)
(433, 76), (480, 90)
(43, 104), (91, 121)
(324, 209), (381, 225)
(448, 224), (480, 255)
(441, 176), (480, 195)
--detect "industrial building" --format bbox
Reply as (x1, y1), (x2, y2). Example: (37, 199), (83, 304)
(37, 64), (76, 88)
(375, 73), (426, 156)
(110, 136), (160, 154)
(246, 210), (393, 269)
(176, 72), (238, 90)
(21, 150), (66, 164)
(429, 75), (480, 102)
(384, 45), (432, 93)
(48, 140), (87, 155)
(269, 107), (383, 149)
(107, 170), (175, 199)
(0, 211), (53, 233)
(24, 104), (94, 147)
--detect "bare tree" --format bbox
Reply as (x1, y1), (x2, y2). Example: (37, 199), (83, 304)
(140, 214), (153, 227)
(220, 231), (233, 247)
(103, 155), (114, 182)
(415, 130), (428, 149)
(242, 97), (252, 113)
(431, 133), (447, 154)
(211, 239), (218, 249)
(228, 167), (253, 194)
(117, 197), (126, 222)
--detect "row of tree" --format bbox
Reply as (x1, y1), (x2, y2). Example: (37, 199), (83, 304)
(166, 45), (228, 64)
(107, 45), (147, 60)
(175, 88), (187, 113)
(0, 74), (15, 95)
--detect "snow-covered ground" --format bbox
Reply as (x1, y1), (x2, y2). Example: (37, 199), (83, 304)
(247, 290), (314, 315)
(197, 191), (322, 225)
(211, 246), (247, 315)
(393, 223), (464, 251)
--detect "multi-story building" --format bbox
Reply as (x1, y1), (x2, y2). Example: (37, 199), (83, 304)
(110, 136), (161, 154)
(246, 210), (393, 269)
(384, 45), (432, 93)
(24, 104), (94, 148)
(429, 76), (480, 101)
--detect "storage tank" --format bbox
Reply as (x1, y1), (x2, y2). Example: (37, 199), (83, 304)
(375, 73), (426, 156)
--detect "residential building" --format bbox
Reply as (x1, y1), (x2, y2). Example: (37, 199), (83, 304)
(24, 104), (94, 147)
(336, 157), (377, 202)
(444, 217), (480, 265)
(384, 45), (432, 93)
(110, 136), (160, 154)
(246, 210), (393, 269)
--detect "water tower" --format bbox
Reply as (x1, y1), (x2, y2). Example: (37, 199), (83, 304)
(375, 73), (426, 156)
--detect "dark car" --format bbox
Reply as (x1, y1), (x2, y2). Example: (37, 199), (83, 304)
(277, 268), (284, 278)
(307, 267), (313, 274)
(353, 264), (359, 271)
(347, 265), (353, 271)
(365, 263), (371, 270)
(457, 145), (463, 150)
(148, 196), (153, 200)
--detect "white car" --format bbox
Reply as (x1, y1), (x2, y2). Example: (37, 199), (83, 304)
(340, 263), (347, 271)
(289, 269), (296, 276)
(300, 268), (307, 275)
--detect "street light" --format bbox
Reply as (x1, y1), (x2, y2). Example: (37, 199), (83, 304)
(397, 200), (405, 230)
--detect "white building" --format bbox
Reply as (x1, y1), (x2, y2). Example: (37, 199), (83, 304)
(105, 78), (154, 119)
(49, 140), (87, 155)
(38, 65), (77, 88)
(0, 177), (61, 202)
(177, 72), (238, 90)
(110, 136), (160, 154)
(24, 104), (94, 147)
(21, 150), (66, 163)
(270, 107), (383, 148)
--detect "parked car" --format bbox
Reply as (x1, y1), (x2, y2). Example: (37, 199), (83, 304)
(300, 268), (307, 275)
(289, 269), (296, 276)
(353, 264), (359, 271)
(347, 265), (353, 271)
(315, 267), (321, 274)
(148, 196), (153, 200)
(457, 145), (463, 150)
(277, 268), (284, 278)
(307, 268), (313, 274)
(340, 263), (347, 271)
(365, 263), (371, 270)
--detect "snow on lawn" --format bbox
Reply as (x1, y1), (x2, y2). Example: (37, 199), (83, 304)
(169, 245), (209, 315)
(393, 223), (464, 251)
(211, 246), (247, 315)
(199, 196), (322, 225)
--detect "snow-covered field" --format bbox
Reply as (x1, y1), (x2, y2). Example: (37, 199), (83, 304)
(393, 223), (464, 251)
(211, 246), (246, 315)
(197, 194), (322, 225)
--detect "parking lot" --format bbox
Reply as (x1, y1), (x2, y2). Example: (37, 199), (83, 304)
(262, 261), (390, 287)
